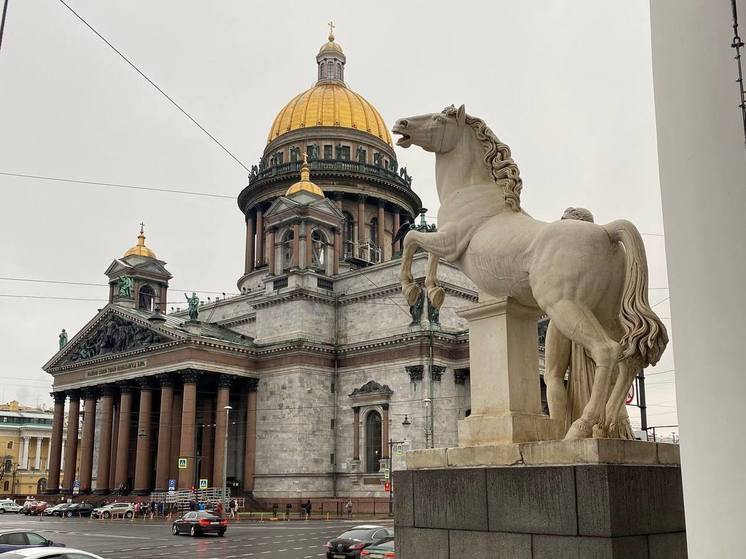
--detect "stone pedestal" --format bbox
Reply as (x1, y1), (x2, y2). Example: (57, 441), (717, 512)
(395, 440), (686, 559)
(456, 298), (560, 445)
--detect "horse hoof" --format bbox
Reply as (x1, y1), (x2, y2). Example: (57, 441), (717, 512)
(427, 286), (445, 308)
(592, 424), (608, 439)
(564, 418), (593, 440)
(403, 284), (422, 306)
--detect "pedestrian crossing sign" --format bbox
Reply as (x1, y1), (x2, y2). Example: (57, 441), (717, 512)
(199, 479), (208, 490)
(178, 457), (188, 469)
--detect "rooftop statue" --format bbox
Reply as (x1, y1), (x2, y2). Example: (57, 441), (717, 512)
(117, 276), (133, 298)
(392, 105), (668, 440)
(58, 329), (68, 350)
(185, 292), (200, 321)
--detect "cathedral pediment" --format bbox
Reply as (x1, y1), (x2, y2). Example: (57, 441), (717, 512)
(349, 380), (393, 400)
(45, 307), (181, 370)
(104, 258), (172, 279)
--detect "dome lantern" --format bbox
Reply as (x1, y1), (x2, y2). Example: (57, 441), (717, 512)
(123, 223), (157, 259)
(316, 21), (346, 84)
(286, 153), (324, 197)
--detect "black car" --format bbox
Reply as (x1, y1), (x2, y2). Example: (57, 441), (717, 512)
(171, 511), (227, 537)
(325, 525), (394, 559)
(0, 529), (65, 553)
(63, 503), (94, 518)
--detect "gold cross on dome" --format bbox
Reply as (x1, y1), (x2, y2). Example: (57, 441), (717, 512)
(140, 221), (145, 234)
(328, 21), (335, 38)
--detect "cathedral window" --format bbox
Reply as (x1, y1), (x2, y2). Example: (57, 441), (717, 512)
(276, 151), (284, 165)
(339, 145), (350, 160)
(327, 60), (333, 79)
(138, 285), (155, 311)
(311, 230), (327, 269)
(281, 229), (294, 270)
(369, 217), (379, 247)
(365, 410), (382, 473)
(6, 441), (11, 449)
(3, 459), (11, 472)
(342, 212), (354, 258)
(323, 145), (333, 160)
(2, 481), (8, 491)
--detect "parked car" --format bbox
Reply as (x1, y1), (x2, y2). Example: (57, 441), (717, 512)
(171, 511), (227, 537)
(0, 529), (64, 553)
(325, 525), (394, 559)
(90, 503), (133, 519)
(22, 503), (47, 516)
(0, 500), (22, 514)
(62, 504), (94, 518)
(0, 547), (102, 559)
(360, 537), (395, 558)
(43, 504), (69, 517)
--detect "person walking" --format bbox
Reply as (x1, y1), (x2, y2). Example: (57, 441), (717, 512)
(303, 500), (311, 520)
(228, 498), (236, 519)
(345, 499), (353, 520)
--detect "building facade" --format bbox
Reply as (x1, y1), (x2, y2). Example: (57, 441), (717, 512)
(0, 401), (79, 497)
(42, 31), (480, 502)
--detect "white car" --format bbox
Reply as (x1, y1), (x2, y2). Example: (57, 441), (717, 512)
(0, 501), (21, 514)
(90, 502), (133, 519)
(0, 547), (103, 559)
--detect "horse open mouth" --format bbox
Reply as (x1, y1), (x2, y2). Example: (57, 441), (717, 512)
(394, 132), (412, 147)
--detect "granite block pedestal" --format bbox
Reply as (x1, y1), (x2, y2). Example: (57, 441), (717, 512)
(394, 440), (686, 559)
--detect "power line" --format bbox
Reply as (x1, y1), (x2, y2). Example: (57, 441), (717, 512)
(0, 276), (236, 295)
(56, 0), (250, 173)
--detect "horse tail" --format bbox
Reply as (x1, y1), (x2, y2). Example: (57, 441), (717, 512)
(603, 219), (669, 367)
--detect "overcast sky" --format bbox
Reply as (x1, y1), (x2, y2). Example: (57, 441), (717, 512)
(0, 0), (677, 436)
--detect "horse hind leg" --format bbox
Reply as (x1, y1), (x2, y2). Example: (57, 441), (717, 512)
(425, 253), (445, 308)
(544, 321), (571, 428)
(545, 300), (621, 440)
(604, 358), (639, 438)
(400, 233), (422, 305)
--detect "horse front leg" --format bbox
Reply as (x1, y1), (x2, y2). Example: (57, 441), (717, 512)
(425, 253), (445, 308)
(401, 230), (457, 306)
(400, 232), (421, 306)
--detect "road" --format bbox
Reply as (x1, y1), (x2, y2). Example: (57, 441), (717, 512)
(0, 513), (392, 558)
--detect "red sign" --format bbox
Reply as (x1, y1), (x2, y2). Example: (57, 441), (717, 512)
(384, 481), (391, 492)
(625, 384), (635, 405)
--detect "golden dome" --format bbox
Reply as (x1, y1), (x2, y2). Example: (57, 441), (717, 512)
(286, 154), (324, 197)
(123, 226), (157, 259)
(318, 31), (343, 56)
(267, 83), (393, 146)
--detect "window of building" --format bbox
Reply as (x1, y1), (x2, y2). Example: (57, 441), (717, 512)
(275, 151), (284, 165)
(138, 284), (155, 311)
(342, 212), (354, 258)
(339, 145), (350, 160)
(3, 459), (11, 473)
(365, 410), (382, 473)
(2, 481), (8, 491)
(281, 229), (294, 270)
(6, 441), (11, 449)
(323, 145), (333, 160)
(327, 61), (333, 79)
(36, 478), (47, 494)
(311, 230), (327, 269)
(369, 217), (378, 247)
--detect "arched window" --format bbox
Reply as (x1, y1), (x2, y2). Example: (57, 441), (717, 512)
(369, 217), (378, 247)
(365, 410), (382, 473)
(3, 459), (11, 473)
(311, 230), (327, 269)
(2, 481), (8, 491)
(138, 284), (155, 311)
(342, 212), (354, 258)
(36, 478), (47, 494)
(281, 229), (294, 270)
(327, 61), (333, 79)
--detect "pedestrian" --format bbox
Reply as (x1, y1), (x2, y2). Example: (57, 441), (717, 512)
(216, 501), (224, 517)
(303, 500), (311, 520)
(345, 499), (353, 520)
(228, 499), (236, 519)
(285, 502), (292, 521)
(134, 501), (141, 518)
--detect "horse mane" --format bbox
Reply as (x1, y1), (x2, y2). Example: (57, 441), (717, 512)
(442, 105), (523, 211)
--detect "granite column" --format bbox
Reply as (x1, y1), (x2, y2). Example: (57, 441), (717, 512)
(46, 392), (66, 493)
(154, 375), (174, 491)
(61, 391), (80, 494)
(133, 380), (154, 494)
(78, 388), (97, 493)
(94, 386), (114, 494)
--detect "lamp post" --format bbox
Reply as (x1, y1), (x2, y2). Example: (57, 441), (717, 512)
(388, 415), (412, 515)
(223, 406), (232, 506)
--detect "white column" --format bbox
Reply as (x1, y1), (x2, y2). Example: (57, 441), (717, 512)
(34, 438), (42, 470)
(60, 438), (66, 470)
(20, 436), (30, 469)
(46, 437), (51, 470)
(651, 1), (746, 556)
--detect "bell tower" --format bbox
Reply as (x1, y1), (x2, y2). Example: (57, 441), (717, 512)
(104, 225), (172, 313)
(316, 22), (346, 84)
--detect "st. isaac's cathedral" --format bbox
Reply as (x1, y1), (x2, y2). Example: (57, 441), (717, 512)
(41, 30), (482, 506)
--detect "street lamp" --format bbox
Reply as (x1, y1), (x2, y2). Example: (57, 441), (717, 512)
(223, 406), (232, 506)
(388, 415), (412, 515)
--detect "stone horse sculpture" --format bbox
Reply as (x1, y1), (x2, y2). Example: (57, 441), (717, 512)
(392, 105), (668, 439)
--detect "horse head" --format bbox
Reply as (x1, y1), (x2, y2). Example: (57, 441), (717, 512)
(392, 104), (467, 153)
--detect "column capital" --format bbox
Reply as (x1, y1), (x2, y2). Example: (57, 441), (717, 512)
(81, 387), (99, 400)
(217, 374), (234, 389)
(51, 392), (67, 404)
(99, 384), (117, 397)
(66, 389), (81, 402)
(116, 382), (135, 394)
(180, 369), (201, 384)
(244, 377), (259, 392)
(137, 377), (155, 391)
(157, 373), (176, 388)
(377, 198), (386, 208)
(357, 194), (367, 203)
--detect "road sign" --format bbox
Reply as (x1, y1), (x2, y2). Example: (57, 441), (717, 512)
(72, 480), (80, 495)
(384, 481), (391, 492)
(626, 383), (635, 405)
(177, 457), (188, 469)
(168, 479), (176, 492)
(199, 478), (208, 490)
(395, 444), (404, 456)
(383, 468), (390, 480)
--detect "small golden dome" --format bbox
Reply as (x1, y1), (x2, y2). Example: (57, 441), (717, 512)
(268, 83), (392, 146)
(286, 154), (324, 197)
(318, 31), (343, 56)
(123, 225), (157, 258)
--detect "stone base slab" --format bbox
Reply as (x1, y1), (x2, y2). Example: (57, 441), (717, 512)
(457, 413), (561, 446)
(405, 439), (680, 470)
(394, 461), (687, 559)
